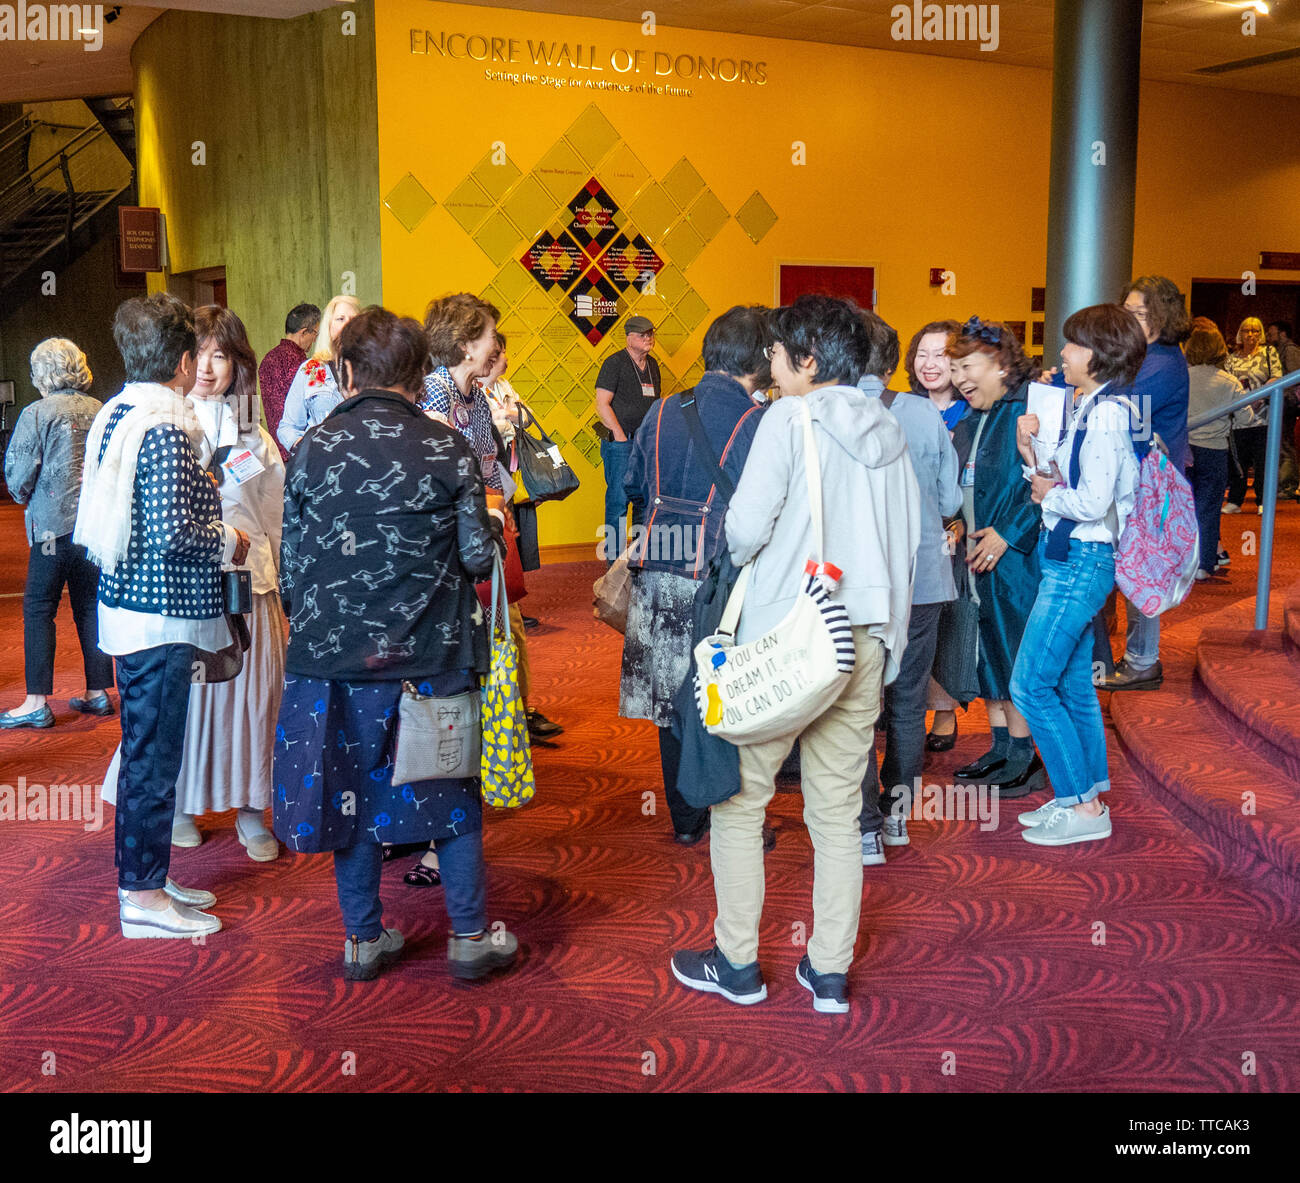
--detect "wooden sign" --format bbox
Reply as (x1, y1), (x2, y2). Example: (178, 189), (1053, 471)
(118, 207), (163, 272)
(1260, 252), (1300, 270)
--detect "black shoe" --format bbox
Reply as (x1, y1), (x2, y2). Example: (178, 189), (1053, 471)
(522, 614), (540, 629)
(1215, 550), (1231, 570)
(526, 709), (564, 739)
(1102, 658), (1163, 691)
(674, 820), (710, 846)
(671, 943), (767, 1005)
(70, 694), (114, 717)
(955, 749), (1006, 780)
(795, 954), (849, 1014)
(991, 752), (1046, 799)
(925, 718), (958, 752)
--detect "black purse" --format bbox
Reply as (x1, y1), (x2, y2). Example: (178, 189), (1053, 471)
(194, 569), (253, 684)
(932, 549), (980, 706)
(514, 404), (580, 504)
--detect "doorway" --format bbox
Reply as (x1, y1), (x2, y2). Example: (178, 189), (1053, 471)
(777, 263), (877, 309)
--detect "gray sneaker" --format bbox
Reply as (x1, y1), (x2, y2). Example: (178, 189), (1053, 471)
(448, 927), (519, 980)
(1018, 799), (1069, 828)
(343, 927), (404, 981)
(882, 814), (909, 846)
(1022, 804), (1112, 846)
(861, 830), (886, 866)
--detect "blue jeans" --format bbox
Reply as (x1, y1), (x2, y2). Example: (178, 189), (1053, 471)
(1010, 537), (1115, 806)
(1122, 598), (1160, 670)
(600, 438), (638, 560)
(1190, 445), (1229, 574)
(333, 830), (487, 940)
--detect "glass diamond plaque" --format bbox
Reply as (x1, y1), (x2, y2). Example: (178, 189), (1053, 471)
(735, 191), (778, 244)
(383, 173), (436, 233)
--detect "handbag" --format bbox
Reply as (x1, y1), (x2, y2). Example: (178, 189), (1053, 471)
(393, 685), (481, 786)
(932, 551), (980, 706)
(693, 400), (855, 746)
(514, 404), (580, 504)
(193, 570), (253, 684)
(480, 554), (536, 807)
(593, 546), (634, 632)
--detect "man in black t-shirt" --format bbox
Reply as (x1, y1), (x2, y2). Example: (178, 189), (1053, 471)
(594, 315), (661, 560)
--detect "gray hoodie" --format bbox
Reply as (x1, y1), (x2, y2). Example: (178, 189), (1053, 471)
(725, 385), (922, 686)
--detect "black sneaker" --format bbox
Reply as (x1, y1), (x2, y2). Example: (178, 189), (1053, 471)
(670, 943), (767, 1005)
(795, 954), (849, 1014)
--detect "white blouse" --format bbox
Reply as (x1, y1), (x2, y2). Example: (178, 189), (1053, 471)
(1031, 384), (1140, 547)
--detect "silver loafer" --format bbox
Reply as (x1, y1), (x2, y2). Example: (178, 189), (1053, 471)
(120, 896), (221, 939)
(118, 878), (216, 910)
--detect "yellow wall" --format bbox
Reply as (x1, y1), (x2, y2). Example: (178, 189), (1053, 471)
(375, 0), (1300, 551)
(133, 1), (382, 362)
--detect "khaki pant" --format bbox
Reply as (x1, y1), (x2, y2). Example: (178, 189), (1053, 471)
(711, 627), (885, 976)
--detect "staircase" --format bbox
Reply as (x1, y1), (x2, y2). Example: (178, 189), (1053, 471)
(0, 100), (135, 300)
(1110, 584), (1300, 905)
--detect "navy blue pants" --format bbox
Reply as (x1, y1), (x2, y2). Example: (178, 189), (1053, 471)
(1190, 445), (1229, 574)
(114, 643), (195, 890)
(333, 830), (488, 940)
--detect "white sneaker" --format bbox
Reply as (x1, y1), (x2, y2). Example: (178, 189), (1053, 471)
(1022, 804), (1112, 846)
(882, 814), (910, 846)
(1222, 503), (1241, 514)
(1018, 799), (1069, 827)
(861, 830), (887, 866)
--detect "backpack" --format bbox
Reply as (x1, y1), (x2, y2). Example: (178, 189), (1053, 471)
(1104, 394), (1199, 616)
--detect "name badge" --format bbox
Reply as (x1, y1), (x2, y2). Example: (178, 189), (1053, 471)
(641, 382), (656, 400)
(221, 448), (264, 485)
(961, 459), (976, 488)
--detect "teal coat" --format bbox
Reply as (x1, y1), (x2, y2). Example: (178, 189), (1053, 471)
(952, 380), (1042, 700)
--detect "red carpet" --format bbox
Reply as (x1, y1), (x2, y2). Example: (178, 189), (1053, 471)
(1, 500), (1298, 1092)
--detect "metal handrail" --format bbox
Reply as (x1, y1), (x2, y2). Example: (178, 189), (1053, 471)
(1188, 366), (1300, 630)
(0, 123), (101, 207)
(0, 126), (112, 227)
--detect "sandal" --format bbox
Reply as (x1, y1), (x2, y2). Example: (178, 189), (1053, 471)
(404, 856), (441, 888)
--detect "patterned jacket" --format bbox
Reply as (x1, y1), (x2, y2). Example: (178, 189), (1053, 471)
(95, 403), (226, 619)
(281, 388), (499, 681)
(4, 389), (103, 545)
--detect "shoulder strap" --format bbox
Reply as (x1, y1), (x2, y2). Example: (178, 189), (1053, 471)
(680, 391), (735, 502)
(798, 399), (825, 564)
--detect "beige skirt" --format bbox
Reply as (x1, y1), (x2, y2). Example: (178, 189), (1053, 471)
(102, 592), (287, 813)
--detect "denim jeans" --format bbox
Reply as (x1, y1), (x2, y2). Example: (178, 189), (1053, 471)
(600, 438), (638, 560)
(658, 724), (709, 836)
(1010, 537), (1115, 806)
(859, 601), (944, 833)
(333, 829), (487, 940)
(1190, 445), (1229, 574)
(1123, 600), (1160, 671)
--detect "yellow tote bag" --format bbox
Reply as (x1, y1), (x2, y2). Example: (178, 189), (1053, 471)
(480, 555), (536, 808)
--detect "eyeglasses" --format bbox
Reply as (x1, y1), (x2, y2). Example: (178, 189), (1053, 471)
(763, 342), (783, 361)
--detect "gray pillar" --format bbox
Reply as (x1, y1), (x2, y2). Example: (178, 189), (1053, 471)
(1044, 0), (1144, 364)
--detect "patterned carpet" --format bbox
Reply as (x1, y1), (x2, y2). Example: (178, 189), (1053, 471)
(1, 500), (1298, 1092)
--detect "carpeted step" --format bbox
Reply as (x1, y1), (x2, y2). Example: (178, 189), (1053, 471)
(1196, 629), (1300, 773)
(1110, 686), (1300, 903)
(1283, 586), (1300, 653)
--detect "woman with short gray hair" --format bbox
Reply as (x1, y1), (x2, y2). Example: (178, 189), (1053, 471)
(2, 339), (115, 729)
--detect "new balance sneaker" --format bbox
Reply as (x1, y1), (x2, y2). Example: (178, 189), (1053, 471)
(671, 943), (767, 1005)
(882, 814), (910, 846)
(861, 830), (886, 866)
(795, 954), (849, 1014)
(1017, 798), (1069, 828)
(1021, 804), (1112, 846)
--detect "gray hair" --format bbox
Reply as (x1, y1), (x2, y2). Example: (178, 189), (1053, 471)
(30, 338), (93, 396)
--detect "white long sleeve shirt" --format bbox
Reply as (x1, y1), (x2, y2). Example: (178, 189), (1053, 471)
(1028, 384), (1140, 547)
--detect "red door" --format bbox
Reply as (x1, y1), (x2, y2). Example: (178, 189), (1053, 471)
(779, 264), (876, 309)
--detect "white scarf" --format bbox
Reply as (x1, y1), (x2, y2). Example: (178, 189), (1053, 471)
(74, 382), (211, 575)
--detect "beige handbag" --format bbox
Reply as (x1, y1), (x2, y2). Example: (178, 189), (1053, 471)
(593, 547), (634, 633)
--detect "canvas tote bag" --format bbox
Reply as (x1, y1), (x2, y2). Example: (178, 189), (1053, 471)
(693, 399), (855, 745)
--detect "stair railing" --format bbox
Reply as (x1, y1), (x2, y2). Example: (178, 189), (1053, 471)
(1187, 366), (1300, 629)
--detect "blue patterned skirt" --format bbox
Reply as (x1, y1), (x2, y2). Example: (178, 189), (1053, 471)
(271, 671), (482, 853)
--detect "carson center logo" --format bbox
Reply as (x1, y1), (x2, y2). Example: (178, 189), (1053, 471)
(574, 292), (618, 319)
(0, 3), (105, 51)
